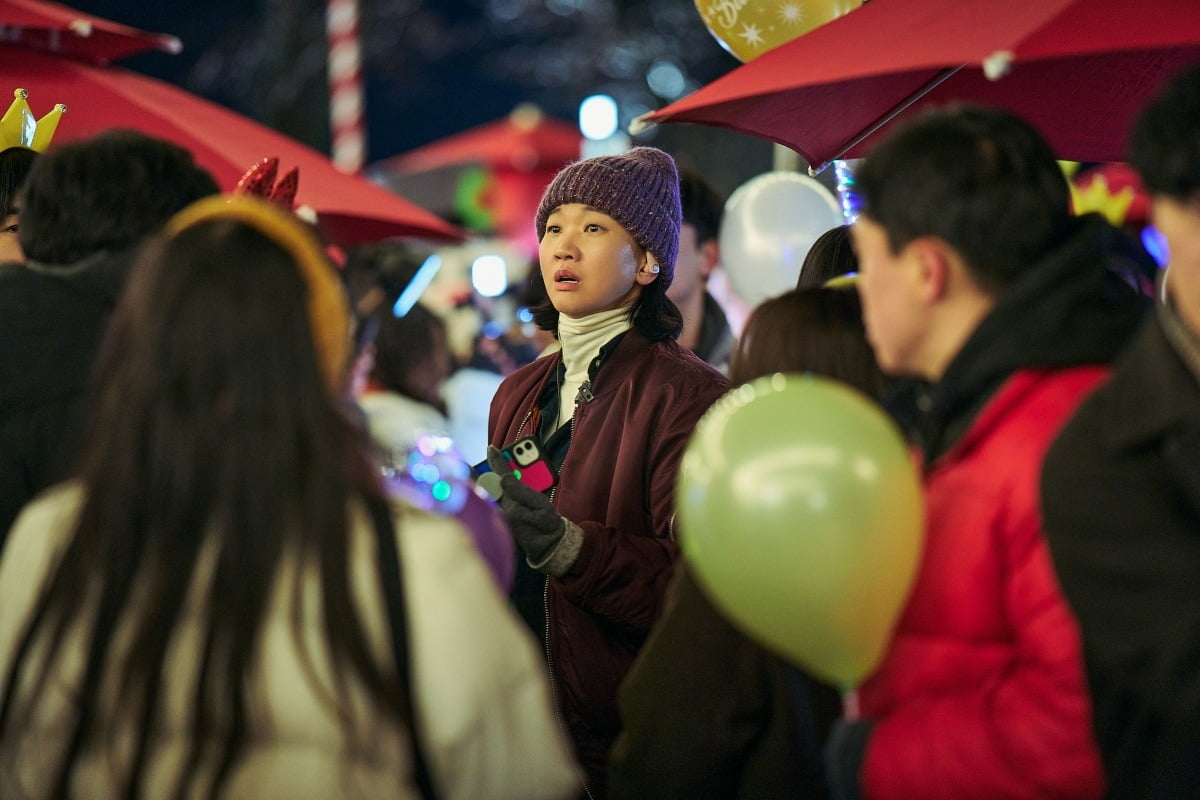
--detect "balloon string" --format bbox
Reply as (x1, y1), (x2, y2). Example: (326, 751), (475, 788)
(842, 688), (861, 719)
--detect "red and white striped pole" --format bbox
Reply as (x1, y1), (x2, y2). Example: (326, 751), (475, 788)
(325, 0), (365, 173)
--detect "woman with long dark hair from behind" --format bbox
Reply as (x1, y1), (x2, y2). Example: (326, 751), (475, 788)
(0, 195), (578, 799)
(610, 285), (889, 799)
(796, 225), (858, 290)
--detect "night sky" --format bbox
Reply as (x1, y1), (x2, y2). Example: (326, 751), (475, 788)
(66, 1), (754, 169)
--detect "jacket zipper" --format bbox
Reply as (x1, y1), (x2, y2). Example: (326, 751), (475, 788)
(532, 381), (596, 799)
(514, 409), (533, 440)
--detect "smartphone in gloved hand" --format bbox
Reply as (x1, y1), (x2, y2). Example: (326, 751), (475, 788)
(473, 436), (557, 493)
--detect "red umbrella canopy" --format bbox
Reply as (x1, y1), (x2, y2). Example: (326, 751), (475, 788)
(635, 0), (1200, 171)
(0, 0), (179, 62)
(374, 105), (580, 255)
(5, 46), (462, 245)
(380, 104), (582, 175)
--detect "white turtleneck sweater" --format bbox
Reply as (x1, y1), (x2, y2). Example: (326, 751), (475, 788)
(554, 307), (632, 432)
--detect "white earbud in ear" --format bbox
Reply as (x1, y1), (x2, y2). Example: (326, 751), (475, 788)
(648, 264), (660, 274)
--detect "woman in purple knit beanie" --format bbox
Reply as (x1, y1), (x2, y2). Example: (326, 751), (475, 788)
(482, 146), (732, 798)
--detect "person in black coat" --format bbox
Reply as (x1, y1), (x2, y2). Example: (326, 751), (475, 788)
(1041, 61), (1200, 798)
(0, 131), (217, 547)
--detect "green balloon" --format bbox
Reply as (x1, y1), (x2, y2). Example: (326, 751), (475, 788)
(678, 373), (924, 687)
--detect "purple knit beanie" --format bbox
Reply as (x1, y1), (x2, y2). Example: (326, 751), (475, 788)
(535, 146), (682, 288)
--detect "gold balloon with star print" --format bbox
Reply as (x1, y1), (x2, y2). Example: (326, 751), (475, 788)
(695, 0), (862, 62)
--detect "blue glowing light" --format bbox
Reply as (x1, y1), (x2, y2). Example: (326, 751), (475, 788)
(1141, 225), (1169, 268)
(393, 254), (442, 318)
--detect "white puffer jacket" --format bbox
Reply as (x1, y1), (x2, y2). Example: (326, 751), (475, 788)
(0, 483), (581, 800)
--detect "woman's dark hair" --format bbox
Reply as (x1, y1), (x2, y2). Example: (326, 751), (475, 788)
(628, 276), (684, 341)
(797, 224), (858, 289)
(371, 302), (450, 415)
(0, 218), (404, 798)
(729, 286), (888, 400)
(0, 145), (37, 217)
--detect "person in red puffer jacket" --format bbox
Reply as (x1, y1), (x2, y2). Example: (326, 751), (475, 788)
(825, 104), (1148, 799)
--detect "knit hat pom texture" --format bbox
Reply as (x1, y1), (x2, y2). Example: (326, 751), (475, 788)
(535, 146), (682, 288)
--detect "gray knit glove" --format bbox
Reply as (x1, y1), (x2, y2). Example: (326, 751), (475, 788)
(486, 445), (582, 575)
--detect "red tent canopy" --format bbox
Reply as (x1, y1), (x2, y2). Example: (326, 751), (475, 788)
(379, 105), (581, 175)
(374, 106), (580, 253)
(0, 0), (179, 62)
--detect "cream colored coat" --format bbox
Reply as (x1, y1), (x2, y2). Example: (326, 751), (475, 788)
(0, 484), (580, 799)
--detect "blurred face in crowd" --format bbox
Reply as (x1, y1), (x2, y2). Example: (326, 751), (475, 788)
(667, 221), (713, 307)
(1154, 195), (1200, 330)
(540, 203), (655, 319)
(852, 216), (928, 378)
(0, 204), (22, 263)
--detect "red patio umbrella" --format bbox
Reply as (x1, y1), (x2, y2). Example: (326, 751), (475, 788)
(379, 104), (581, 174)
(3, 45), (461, 244)
(0, 0), (179, 62)
(633, 0), (1200, 172)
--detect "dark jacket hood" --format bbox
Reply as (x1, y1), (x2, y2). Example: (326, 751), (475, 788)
(22, 246), (138, 303)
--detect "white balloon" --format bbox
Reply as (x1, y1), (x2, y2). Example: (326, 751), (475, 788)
(719, 172), (845, 309)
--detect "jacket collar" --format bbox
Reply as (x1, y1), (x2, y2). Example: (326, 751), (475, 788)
(574, 328), (651, 399)
(23, 247), (138, 303)
(1104, 314), (1200, 451)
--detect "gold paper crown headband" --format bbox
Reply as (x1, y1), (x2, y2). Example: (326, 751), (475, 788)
(0, 88), (66, 152)
(1060, 160), (1138, 227)
(1069, 175), (1136, 227)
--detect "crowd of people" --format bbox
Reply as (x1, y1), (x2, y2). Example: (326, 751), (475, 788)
(0, 55), (1197, 799)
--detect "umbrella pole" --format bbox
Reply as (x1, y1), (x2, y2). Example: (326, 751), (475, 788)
(810, 66), (962, 175)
